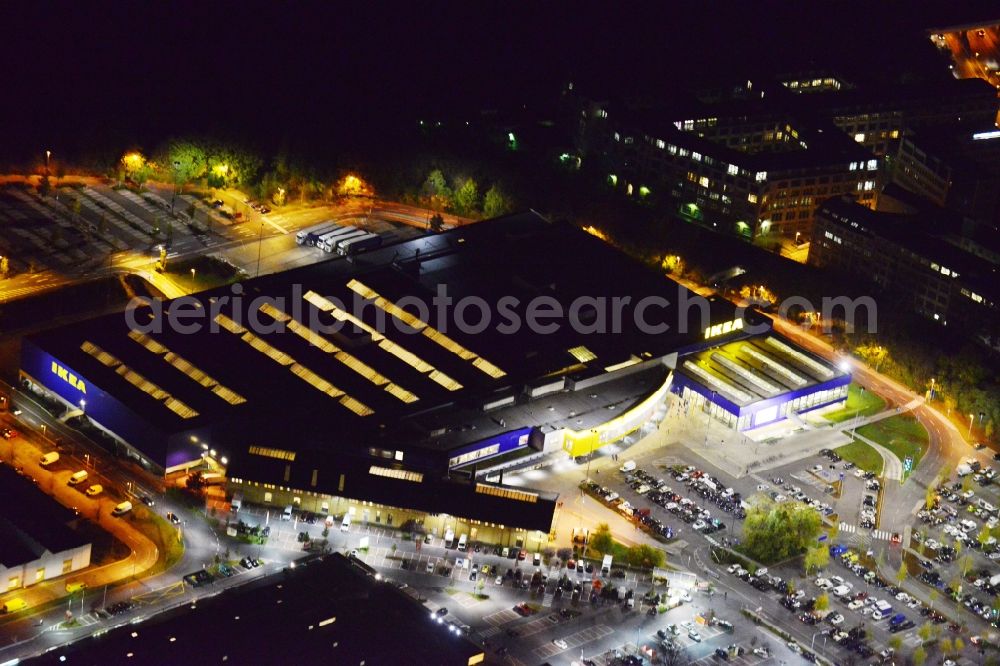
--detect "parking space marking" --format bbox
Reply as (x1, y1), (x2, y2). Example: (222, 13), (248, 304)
(484, 608), (520, 627)
(532, 624), (614, 659)
(479, 626), (502, 638)
(516, 614), (558, 637)
(455, 593), (481, 609)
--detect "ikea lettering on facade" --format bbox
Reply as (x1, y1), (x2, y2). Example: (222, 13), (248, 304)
(703, 317), (744, 340)
(52, 361), (87, 394)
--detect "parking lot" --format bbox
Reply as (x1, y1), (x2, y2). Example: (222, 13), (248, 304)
(0, 184), (236, 275)
(911, 455), (1000, 624)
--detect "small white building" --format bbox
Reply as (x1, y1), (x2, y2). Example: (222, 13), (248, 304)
(0, 467), (91, 591)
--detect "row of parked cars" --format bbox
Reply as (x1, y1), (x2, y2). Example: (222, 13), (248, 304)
(585, 480), (676, 541)
(765, 476), (836, 518)
(662, 465), (747, 518)
(38, 451), (133, 516)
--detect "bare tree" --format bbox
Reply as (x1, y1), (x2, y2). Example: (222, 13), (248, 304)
(661, 641), (690, 666)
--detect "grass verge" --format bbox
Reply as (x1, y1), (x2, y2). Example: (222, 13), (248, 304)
(834, 440), (884, 475)
(131, 508), (185, 577)
(857, 414), (929, 476)
(823, 384), (886, 423)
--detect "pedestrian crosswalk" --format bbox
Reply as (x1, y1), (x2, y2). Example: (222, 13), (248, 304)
(838, 522), (894, 541)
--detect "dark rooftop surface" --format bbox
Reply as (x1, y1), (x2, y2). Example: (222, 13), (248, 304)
(28, 212), (736, 455)
(29, 553), (485, 666)
(0, 465), (89, 567)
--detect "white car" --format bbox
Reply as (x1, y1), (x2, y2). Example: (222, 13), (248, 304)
(687, 629), (701, 642)
(552, 639), (569, 650)
(692, 519), (707, 530)
(427, 561), (435, 573)
(495, 575), (503, 585)
(828, 613), (844, 625)
(756, 483), (769, 491)
(753, 647), (770, 657)
(848, 600), (864, 610)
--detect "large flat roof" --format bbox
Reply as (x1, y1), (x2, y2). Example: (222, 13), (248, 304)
(0, 465), (89, 567)
(31, 554), (485, 666)
(677, 334), (848, 408)
(27, 211), (736, 458)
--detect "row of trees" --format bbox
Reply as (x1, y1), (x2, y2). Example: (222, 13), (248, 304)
(419, 169), (512, 218)
(114, 144), (517, 223)
(589, 523), (666, 569)
(115, 139), (373, 209)
(853, 338), (999, 443)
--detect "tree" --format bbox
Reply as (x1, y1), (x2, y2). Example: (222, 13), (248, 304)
(741, 500), (822, 563)
(803, 544), (830, 574)
(625, 544), (664, 569)
(335, 174), (373, 198)
(422, 169), (452, 210)
(978, 525), (992, 549)
(925, 482), (938, 511)
(912, 645), (926, 666)
(896, 561), (908, 585)
(928, 589), (939, 611)
(166, 140), (208, 186)
(888, 635), (902, 651)
(959, 553), (974, 577)
(939, 637), (953, 654)
(428, 213), (445, 233)
(661, 639), (688, 666)
(814, 593), (830, 612)
(917, 622), (932, 642)
(590, 523), (615, 556)
(452, 178), (480, 216)
(483, 184), (511, 218)
(954, 637), (964, 653)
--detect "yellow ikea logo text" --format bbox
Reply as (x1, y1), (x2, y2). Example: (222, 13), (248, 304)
(51, 362), (87, 394)
(704, 318), (744, 340)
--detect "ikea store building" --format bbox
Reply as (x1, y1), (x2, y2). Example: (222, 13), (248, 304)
(21, 212), (848, 544)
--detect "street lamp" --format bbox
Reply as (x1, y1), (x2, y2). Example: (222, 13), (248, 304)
(171, 160), (181, 213)
(45, 150), (51, 175)
(969, 413), (975, 438)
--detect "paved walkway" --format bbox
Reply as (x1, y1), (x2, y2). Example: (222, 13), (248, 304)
(851, 434), (903, 481)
